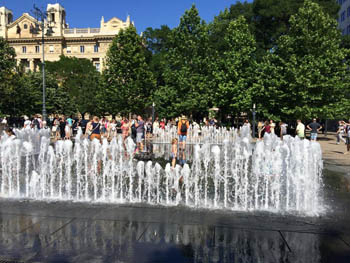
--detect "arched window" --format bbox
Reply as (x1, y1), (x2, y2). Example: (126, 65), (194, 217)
(24, 24), (28, 29)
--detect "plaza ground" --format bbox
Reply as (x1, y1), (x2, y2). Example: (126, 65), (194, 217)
(0, 132), (349, 262)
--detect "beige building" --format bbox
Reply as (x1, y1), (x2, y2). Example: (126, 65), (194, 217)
(0, 3), (133, 72)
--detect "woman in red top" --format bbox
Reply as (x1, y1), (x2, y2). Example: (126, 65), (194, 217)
(261, 121), (271, 137)
(160, 119), (166, 129)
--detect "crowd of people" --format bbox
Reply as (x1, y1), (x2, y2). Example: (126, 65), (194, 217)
(1, 115), (350, 156)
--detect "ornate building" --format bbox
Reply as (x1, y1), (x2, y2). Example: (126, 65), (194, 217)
(0, 3), (133, 72)
(338, 0), (350, 35)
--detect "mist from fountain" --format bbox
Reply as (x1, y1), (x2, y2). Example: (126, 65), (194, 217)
(0, 126), (324, 216)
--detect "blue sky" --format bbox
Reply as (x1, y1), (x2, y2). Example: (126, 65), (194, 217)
(2, 0), (248, 32)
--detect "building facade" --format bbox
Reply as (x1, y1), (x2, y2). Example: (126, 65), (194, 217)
(0, 3), (133, 72)
(338, 0), (350, 35)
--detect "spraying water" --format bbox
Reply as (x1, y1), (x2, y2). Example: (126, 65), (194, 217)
(0, 127), (324, 216)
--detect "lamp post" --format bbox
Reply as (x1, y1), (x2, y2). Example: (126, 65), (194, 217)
(32, 5), (54, 122)
(252, 104), (256, 138)
(152, 102), (155, 124)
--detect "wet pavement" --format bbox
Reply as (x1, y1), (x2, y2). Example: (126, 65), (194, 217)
(0, 198), (349, 263)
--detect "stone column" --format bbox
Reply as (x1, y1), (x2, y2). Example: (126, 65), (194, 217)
(29, 59), (35, 72)
(100, 58), (104, 72)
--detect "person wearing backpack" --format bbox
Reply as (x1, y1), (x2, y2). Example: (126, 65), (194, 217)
(178, 115), (189, 150)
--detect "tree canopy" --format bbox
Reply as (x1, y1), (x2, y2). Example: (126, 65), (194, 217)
(103, 26), (156, 116)
(1, 0), (349, 122)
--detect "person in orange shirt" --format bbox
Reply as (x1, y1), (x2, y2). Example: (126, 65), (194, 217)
(177, 116), (189, 150)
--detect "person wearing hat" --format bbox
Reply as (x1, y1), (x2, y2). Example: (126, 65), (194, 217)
(177, 115), (189, 151)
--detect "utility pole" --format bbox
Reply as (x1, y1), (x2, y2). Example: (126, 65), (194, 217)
(152, 102), (155, 124)
(32, 5), (54, 122)
(252, 104), (256, 138)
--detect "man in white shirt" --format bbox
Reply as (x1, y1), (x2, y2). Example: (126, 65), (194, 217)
(23, 116), (31, 129)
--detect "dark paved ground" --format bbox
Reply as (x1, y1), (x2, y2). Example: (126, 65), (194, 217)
(0, 198), (349, 263)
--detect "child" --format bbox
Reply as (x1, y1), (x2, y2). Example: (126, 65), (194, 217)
(171, 138), (178, 168)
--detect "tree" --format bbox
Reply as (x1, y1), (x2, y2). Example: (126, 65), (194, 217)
(0, 37), (17, 115)
(213, 16), (257, 117)
(252, 0), (339, 53)
(45, 56), (101, 115)
(158, 5), (213, 119)
(209, 0), (339, 57)
(103, 26), (156, 115)
(143, 25), (172, 88)
(209, 1), (254, 53)
(252, 0), (350, 120)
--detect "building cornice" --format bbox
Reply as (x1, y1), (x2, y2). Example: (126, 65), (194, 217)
(6, 35), (115, 44)
(7, 36), (64, 44)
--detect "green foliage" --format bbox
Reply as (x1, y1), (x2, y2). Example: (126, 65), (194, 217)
(46, 56), (101, 115)
(0, 37), (16, 115)
(209, 1), (254, 53)
(252, 0), (350, 120)
(252, 0), (339, 52)
(143, 25), (172, 88)
(157, 5), (214, 118)
(0, 0), (349, 122)
(103, 26), (156, 115)
(213, 16), (257, 116)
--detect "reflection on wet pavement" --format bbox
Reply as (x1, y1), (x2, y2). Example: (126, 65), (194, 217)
(0, 200), (349, 262)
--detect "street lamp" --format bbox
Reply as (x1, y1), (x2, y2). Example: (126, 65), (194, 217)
(152, 102), (155, 124)
(252, 104), (256, 138)
(32, 5), (54, 122)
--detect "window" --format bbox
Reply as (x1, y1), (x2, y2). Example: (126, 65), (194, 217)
(95, 63), (100, 72)
(22, 46), (26, 53)
(23, 24), (28, 29)
(35, 46), (40, 53)
(49, 45), (54, 53)
(347, 24), (350, 34)
(347, 6), (350, 17)
(51, 13), (55, 22)
(341, 11), (346, 22)
(94, 44), (99, 53)
(80, 45), (85, 53)
(66, 46), (71, 53)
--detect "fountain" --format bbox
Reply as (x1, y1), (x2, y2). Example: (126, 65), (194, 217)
(0, 126), (324, 216)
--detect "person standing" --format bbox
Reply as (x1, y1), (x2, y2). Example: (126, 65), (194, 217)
(296, 120), (305, 139)
(307, 118), (322, 141)
(90, 116), (101, 142)
(243, 119), (251, 129)
(279, 121), (288, 140)
(261, 121), (271, 137)
(153, 117), (159, 136)
(65, 119), (71, 140)
(345, 120), (350, 154)
(257, 121), (264, 139)
(23, 116), (31, 129)
(59, 117), (66, 140)
(171, 138), (178, 168)
(121, 119), (130, 141)
(32, 115), (41, 130)
(178, 116), (189, 150)
(270, 120), (276, 134)
(336, 120), (346, 145)
(135, 115), (145, 152)
(53, 117), (60, 140)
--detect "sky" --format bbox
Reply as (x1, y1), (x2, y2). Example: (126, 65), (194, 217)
(1, 0), (248, 32)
